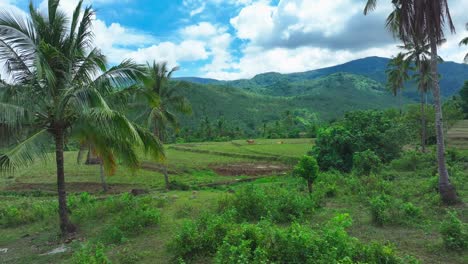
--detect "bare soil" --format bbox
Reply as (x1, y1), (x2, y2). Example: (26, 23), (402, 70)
(210, 163), (290, 176)
(2, 182), (140, 194)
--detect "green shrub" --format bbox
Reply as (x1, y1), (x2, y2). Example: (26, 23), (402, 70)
(440, 211), (468, 251)
(353, 150), (382, 176)
(369, 195), (422, 226)
(169, 210), (236, 261)
(370, 195), (391, 226)
(313, 110), (409, 172)
(100, 226), (127, 244)
(115, 207), (161, 235)
(390, 150), (434, 172)
(71, 242), (110, 264)
(214, 224), (268, 264)
(293, 155), (319, 193)
(221, 185), (314, 223)
(0, 200), (56, 227)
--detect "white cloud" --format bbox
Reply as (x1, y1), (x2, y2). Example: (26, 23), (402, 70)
(190, 2), (206, 16)
(126, 40), (209, 66)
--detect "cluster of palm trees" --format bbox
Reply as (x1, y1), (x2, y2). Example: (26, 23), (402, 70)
(365, 0), (466, 204)
(0, 0), (189, 235)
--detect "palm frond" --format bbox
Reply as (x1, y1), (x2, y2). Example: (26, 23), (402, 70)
(0, 129), (50, 173)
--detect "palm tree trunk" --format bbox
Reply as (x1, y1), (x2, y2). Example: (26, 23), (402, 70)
(420, 91), (426, 153)
(399, 90), (402, 115)
(163, 165), (170, 190)
(99, 160), (108, 193)
(429, 35), (458, 204)
(54, 127), (76, 235)
(307, 180), (313, 194)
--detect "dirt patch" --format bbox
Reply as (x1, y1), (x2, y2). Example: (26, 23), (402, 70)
(2, 182), (141, 195)
(210, 163), (290, 176)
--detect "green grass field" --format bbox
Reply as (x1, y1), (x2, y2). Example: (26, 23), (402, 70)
(0, 133), (467, 264)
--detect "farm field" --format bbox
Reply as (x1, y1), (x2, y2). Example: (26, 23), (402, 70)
(0, 132), (467, 264)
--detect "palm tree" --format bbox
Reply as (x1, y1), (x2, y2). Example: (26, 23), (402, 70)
(460, 23), (468, 62)
(399, 38), (433, 152)
(412, 59), (432, 152)
(134, 61), (191, 189)
(386, 53), (411, 114)
(0, 0), (163, 235)
(365, 0), (458, 204)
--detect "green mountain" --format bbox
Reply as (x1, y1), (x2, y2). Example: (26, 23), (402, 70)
(176, 56), (468, 98)
(175, 72), (406, 135)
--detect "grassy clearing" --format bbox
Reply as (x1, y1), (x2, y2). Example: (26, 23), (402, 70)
(0, 134), (467, 263)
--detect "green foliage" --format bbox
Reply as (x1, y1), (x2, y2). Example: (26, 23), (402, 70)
(313, 125), (355, 172)
(370, 194), (422, 226)
(353, 150), (382, 176)
(0, 200), (56, 227)
(461, 81), (468, 117)
(71, 242), (110, 264)
(440, 211), (468, 251)
(174, 211), (414, 264)
(293, 155), (319, 193)
(221, 185), (315, 223)
(313, 110), (408, 172)
(169, 210), (236, 261)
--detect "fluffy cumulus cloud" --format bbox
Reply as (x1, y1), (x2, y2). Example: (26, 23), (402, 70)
(201, 0), (468, 80)
(1, 0), (467, 81)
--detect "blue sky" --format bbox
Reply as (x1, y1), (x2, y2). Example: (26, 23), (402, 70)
(1, 0), (467, 80)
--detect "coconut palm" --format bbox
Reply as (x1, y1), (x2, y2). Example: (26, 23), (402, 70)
(133, 61), (191, 189)
(386, 53), (411, 114)
(365, 0), (458, 204)
(460, 23), (468, 62)
(139, 61), (192, 142)
(0, 0), (163, 235)
(399, 38), (434, 153)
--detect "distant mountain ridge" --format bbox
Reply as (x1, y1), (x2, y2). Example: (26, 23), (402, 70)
(175, 56), (468, 98)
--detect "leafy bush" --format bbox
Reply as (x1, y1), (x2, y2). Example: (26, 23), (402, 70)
(71, 242), (110, 264)
(221, 185), (314, 223)
(212, 214), (413, 264)
(312, 125), (355, 172)
(0, 200), (56, 227)
(313, 110), (409, 172)
(293, 155), (319, 193)
(353, 150), (382, 176)
(390, 150), (434, 172)
(370, 195), (422, 226)
(440, 211), (468, 251)
(169, 210), (236, 261)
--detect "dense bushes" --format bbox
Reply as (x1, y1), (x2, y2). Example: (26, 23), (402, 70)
(369, 194), (422, 226)
(171, 212), (417, 263)
(353, 150), (382, 176)
(219, 184), (315, 223)
(440, 211), (468, 251)
(313, 110), (409, 172)
(0, 199), (56, 227)
(71, 242), (110, 264)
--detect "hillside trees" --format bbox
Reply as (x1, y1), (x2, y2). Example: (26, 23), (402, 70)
(0, 0), (163, 234)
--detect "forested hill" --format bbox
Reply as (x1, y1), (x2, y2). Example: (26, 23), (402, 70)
(176, 56), (468, 98)
(174, 73), (407, 133)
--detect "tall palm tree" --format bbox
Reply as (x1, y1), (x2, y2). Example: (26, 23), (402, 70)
(0, 0), (163, 235)
(460, 23), (468, 62)
(140, 62), (192, 142)
(365, 0), (458, 204)
(134, 61), (191, 189)
(399, 39), (433, 152)
(413, 59), (434, 152)
(386, 53), (411, 114)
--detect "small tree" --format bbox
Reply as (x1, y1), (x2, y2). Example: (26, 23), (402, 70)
(293, 156), (319, 194)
